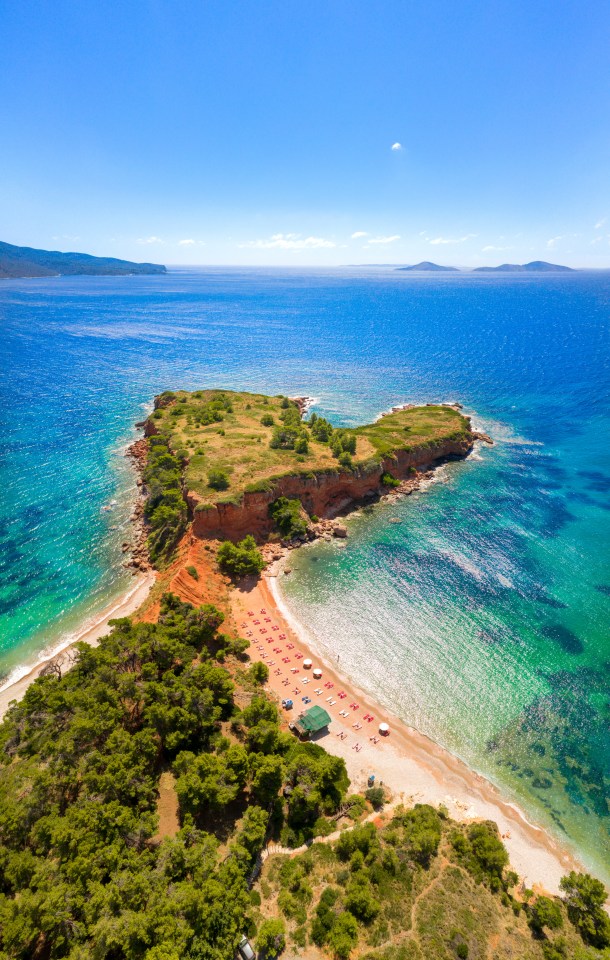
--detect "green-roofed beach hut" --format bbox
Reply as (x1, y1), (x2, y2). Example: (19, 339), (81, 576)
(289, 705), (331, 740)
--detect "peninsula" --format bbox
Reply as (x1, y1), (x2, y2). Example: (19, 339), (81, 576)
(142, 389), (473, 551)
(1, 389), (608, 960)
(0, 239), (167, 278)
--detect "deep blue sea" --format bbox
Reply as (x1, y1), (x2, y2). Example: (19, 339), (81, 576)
(1, 267), (609, 879)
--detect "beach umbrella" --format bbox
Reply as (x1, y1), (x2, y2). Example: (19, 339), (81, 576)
(303, 658), (313, 669)
(313, 667), (322, 679)
(379, 722), (390, 736)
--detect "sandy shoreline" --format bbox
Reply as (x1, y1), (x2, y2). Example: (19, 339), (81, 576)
(231, 565), (586, 896)
(0, 571), (155, 718)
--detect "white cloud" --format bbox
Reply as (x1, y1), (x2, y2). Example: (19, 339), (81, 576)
(594, 218), (606, 229)
(137, 236), (164, 244)
(482, 244), (511, 252)
(546, 235), (564, 249)
(240, 232), (336, 250)
(351, 231), (369, 239)
(391, 142), (403, 151)
(178, 239), (205, 246)
(51, 234), (81, 242)
(367, 234), (401, 245)
(429, 233), (476, 245)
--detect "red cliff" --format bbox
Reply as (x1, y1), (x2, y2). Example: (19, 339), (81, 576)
(188, 435), (473, 541)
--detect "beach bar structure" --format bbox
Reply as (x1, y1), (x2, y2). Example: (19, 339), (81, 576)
(289, 705), (331, 740)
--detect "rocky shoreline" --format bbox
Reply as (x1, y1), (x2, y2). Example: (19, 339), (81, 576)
(258, 463), (441, 571)
(123, 435), (153, 575)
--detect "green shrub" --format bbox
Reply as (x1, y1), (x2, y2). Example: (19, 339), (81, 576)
(294, 435), (309, 454)
(381, 471), (400, 487)
(309, 414), (334, 443)
(269, 497), (308, 540)
(217, 536), (265, 577)
(247, 661), (269, 685)
(365, 786), (385, 809)
(261, 414), (274, 426)
(186, 565), (199, 580)
(257, 918), (286, 957)
(528, 895), (563, 934)
(208, 468), (230, 490)
(270, 426), (299, 449)
(403, 804), (442, 867)
(560, 871), (610, 948)
(327, 912), (358, 959)
(245, 478), (275, 494)
(292, 926), (307, 948)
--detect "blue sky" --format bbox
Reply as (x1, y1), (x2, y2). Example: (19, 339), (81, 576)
(1, 0), (609, 266)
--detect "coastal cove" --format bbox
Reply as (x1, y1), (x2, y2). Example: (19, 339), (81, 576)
(1, 267), (609, 891)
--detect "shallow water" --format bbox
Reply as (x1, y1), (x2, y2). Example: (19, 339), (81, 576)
(1, 266), (608, 878)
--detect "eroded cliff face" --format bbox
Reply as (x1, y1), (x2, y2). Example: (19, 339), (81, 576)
(189, 435), (473, 541)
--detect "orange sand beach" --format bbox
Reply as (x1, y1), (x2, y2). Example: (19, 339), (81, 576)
(231, 561), (586, 896)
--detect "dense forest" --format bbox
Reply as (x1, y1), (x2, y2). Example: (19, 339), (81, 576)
(0, 595), (348, 959)
(0, 594), (608, 960)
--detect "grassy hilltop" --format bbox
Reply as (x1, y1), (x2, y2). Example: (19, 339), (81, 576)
(148, 389), (471, 507)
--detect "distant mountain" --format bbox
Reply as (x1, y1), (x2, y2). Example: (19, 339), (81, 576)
(397, 261), (460, 272)
(0, 241), (167, 278)
(473, 260), (574, 273)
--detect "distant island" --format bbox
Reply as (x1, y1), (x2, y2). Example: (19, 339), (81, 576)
(0, 240), (167, 278)
(397, 261), (459, 272)
(394, 260), (577, 274)
(473, 260), (574, 273)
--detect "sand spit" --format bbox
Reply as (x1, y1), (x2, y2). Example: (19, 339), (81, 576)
(231, 566), (585, 896)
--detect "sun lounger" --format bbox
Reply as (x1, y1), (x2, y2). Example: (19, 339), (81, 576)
(329, 699), (336, 705)
(339, 710), (348, 717)
(314, 688), (323, 694)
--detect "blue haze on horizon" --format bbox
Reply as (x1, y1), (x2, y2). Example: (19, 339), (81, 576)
(1, 0), (610, 267)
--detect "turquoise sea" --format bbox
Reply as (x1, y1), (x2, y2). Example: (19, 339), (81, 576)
(1, 267), (609, 880)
